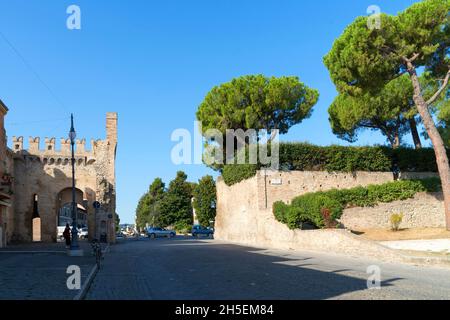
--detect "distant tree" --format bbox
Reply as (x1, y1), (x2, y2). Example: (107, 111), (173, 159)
(192, 176), (217, 227)
(329, 75), (423, 148)
(435, 88), (450, 147)
(196, 74), (319, 169)
(324, 0), (450, 229)
(135, 193), (150, 230)
(135, 178), (166, 229)
(159, 171), (194, 227)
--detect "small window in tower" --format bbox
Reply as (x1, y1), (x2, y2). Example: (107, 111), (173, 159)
(15, 145), (20, 150)
(48, 146), (52, 151)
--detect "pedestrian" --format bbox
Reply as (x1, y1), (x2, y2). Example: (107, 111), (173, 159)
(63, 223), (71, 249)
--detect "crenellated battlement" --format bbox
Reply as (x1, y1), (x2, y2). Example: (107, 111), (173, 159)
(76, 139), (86, 153)
(11, 136), (103, 157)
(60, 138), (72, 154)
(12, 136), (23, 151)
(28, 137), (40, 153)
(10, 136), (104, 168)
(11, 112), (117, 157)
(45, 137), (56, 152)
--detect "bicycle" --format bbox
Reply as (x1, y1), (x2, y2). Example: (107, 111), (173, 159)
(91, 239), (103, 269)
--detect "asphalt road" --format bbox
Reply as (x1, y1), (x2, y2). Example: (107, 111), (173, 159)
(86, 237), (450, 300)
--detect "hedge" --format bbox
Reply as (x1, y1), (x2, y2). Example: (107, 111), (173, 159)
(273, 178), (442, 230)
(279, 143), (441, 173)
(221, 143), (443, 186)
(222, 164), (258, 186)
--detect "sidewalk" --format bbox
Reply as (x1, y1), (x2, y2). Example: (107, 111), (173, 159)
(380, 239), (450, 254)
(0, 242), (98, 300)
(378, 239), (450, 268)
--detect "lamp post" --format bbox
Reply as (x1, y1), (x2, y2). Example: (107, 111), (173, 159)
(69, 114), (80, 252)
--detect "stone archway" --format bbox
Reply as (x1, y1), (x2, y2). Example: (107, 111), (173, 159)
(56, 188), (88, 239)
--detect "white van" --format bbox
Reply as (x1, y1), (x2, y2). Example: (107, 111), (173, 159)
(57, 226), (66, 241)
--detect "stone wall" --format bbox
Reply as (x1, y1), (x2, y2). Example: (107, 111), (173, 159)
(215, 175), (260, 243)
(259, 171), (395, 210)
(12, 156), (98, 242)
(0, 101), (13, 248)
(215, 170), (442, 259)
(9, 113), (118, 244)
(340, 192), (445, 230)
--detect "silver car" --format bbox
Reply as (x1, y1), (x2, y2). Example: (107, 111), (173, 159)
(79, 227), (89, 239)
(146, 227), (176, 239)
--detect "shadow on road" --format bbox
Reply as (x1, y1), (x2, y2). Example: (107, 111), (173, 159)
(88, 238), (402, 300)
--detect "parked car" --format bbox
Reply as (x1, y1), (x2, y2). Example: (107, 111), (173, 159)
(116, 232), (124, 239)
(146, 227), (176, 239)
(79, 227), (89, 239)
(57, 226), (88, 240)
(192, 225), (214, 238)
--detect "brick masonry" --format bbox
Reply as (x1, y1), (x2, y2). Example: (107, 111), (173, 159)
(215, 170), (443, 260)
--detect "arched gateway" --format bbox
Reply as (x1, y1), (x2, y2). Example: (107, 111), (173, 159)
(7, 113), (118, 244)
(57, 188), (88, 229)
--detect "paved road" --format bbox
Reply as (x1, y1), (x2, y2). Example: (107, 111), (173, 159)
(86, 237), (450, 300)
(0, 242), (96, 300)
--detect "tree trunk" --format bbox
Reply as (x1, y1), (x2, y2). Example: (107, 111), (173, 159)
(384, 129), (400, 149)
(393, 132), (400, 149)
(407, 62), (450, 230)
(409, 117), (422, 149)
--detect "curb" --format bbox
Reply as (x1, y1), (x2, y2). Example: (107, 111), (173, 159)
(73, 244), (110, 300)
(0, 251), (67, 254)
(73, 263), (98, 300)
(406, 255), (450, 267)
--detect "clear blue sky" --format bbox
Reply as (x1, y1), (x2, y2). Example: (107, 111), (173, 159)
(0, 0), (421, 224)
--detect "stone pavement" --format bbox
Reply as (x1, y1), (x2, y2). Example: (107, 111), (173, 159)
(87, 237), (450, 300)
(0, 241), (98, 300)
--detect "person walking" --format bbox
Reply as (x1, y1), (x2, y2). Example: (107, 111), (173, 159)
(63, 223), (71, 249)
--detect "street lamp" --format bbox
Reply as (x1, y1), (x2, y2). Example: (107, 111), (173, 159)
(69, 114), (80, 253)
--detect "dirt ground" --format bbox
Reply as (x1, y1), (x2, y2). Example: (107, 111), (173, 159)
(353, 228), (450, 241)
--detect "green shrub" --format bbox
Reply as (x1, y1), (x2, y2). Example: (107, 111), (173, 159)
(321, 208), (339, 229)
(279, 143), (444, 173)
(221, 143), (444, 186)
(326, 186), (371, 207)
(392, 148), (439, 172)
(273, 201), (289, 224)
(367, 180), (425, 204)
(390, 213), (404, 232)
(273, 178), (441, 230)
(279, 143), (393, 172)
(173, 221), (192, 234)
(417, 177), (443, 193)
(287, 193), (343, 229)
(222, 164), (258, 186)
